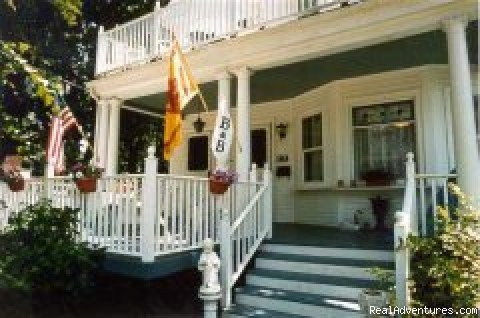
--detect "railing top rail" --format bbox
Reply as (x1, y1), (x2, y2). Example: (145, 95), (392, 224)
(230, 184), (268, 233)
(156, 174), (264, 185)
(415, 173), (457, 179)
(104, 11), (156, 34)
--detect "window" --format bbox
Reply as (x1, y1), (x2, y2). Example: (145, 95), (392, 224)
(188, 136), (209, 171)
(251, 129), (267, 168)
(302, 114), (323, 182)
(353, 100), (416, 181)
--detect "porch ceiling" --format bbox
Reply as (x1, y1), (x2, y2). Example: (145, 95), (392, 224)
(125, 22), (477, 113)
(88, 0), (477, 102)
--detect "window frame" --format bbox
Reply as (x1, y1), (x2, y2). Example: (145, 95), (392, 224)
(186, 132), (211, 173)
(350, 99), (417, 184)
(299, 111), (326, 186)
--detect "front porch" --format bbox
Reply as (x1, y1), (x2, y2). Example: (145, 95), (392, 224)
(269, 223), (392, 250)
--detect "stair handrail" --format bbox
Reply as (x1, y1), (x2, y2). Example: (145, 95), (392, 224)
(219, 164), (272, 310)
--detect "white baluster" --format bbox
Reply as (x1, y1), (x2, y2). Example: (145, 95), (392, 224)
(141, 146), (158, 262)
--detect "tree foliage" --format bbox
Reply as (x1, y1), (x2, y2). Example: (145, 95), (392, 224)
(0, 200), (104, 295)
(1, 0), (170, 173)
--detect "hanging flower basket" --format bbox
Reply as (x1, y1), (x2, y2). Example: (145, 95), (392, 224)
(75, 178), (97, 193)
(209, 179), (230, 195)
(208, 170), (237, 195)
(71, 162), (103, 194)
(8, 178), (25, 192)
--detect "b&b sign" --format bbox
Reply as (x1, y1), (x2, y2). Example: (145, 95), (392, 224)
(211, 109), (233, 165)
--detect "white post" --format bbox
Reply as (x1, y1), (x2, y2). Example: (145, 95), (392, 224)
(394, 210), (410, 308)
(96, 100), (110, 169)
(235, 67), (251, 182)
(219, 197), (232, 309)
(141, 146), (157, 262)
(263, 163), (273, 239)
(443, 16), (480, 201)
(216, 71), (232, 171)
(198, 238), (221, 318)
(43, 164), (52, 199)
(93, 100), (102, 165)
(106, 99), (121, 176)
(405, 153), (417, 235)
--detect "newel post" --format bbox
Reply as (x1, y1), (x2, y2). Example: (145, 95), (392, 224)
(263, 163), (272, 239)
(141, 146), (157, 262)
(405, 152), (417, 235)
(44, 164), (54, 199)
(219, 194), (232, 310)
(394, 210), (410, 308)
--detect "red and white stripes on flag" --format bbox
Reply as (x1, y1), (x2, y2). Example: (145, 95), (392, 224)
(46, 107), (80, 172)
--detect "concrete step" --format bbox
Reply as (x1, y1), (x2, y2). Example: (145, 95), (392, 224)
(235, 285), (363, 318)
(223, 304), (306, 318)
(262, 243), (393, 262)
(255, 252), (393, 279)
(246, 268), (374, 299)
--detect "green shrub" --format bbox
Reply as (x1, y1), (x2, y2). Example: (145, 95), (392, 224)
(0, 200), (104, 296)
(407, 184), (480, 314)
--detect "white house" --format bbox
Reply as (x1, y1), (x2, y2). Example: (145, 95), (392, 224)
(2, 0), (478, 317)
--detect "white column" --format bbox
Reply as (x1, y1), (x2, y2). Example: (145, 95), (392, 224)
(235, 67), (251, 182)
(216, 71), (232, 170)
(443, 16), (480, 200)
(93, 101), (102, 164)
(106, 99), (121, 176)
(96, 100), (110, 169)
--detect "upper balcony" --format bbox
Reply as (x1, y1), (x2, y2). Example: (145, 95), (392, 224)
(94, 0), (362, 75)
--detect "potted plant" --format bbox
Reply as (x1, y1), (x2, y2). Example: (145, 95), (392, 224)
(358, 267), (394, 315)
(71, 163), (103, 193)
(361, 169), (393, 186)
(1, 169), (25, 192)
(370, 196), (389, 231)
(208, 170), (236, 195)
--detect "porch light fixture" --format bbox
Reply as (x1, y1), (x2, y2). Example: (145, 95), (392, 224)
(193, 116), (206, 133)
(275, 122), (288, 139)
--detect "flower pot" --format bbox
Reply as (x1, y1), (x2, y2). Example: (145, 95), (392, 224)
(209, 179), (230, 195)
(358, 289), (387, 315)
(8, 178), (25, 192)
(75, 178), (97, 193)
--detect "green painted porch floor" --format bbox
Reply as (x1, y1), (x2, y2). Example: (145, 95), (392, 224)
(269, 223), (393, 250)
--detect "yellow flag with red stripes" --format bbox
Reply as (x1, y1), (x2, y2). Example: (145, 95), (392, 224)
(163, 39), (200, 160)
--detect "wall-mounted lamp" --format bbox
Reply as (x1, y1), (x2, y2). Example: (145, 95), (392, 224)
(275, 122), (288, 139)
(193, 116), (206, 133)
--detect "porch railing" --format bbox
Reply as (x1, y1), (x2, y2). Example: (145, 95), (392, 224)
(95, 0), (361, 74)
(395, 152), (457, 307)
(0, 148), (272, 271)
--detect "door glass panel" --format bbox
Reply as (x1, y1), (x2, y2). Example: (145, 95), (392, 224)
(251, 129), (267, 169)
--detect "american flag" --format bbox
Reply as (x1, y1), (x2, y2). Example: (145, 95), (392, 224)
(46, 107), (80, 172)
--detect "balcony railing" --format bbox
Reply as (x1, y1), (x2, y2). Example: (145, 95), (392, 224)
(95, 0), (360, 75)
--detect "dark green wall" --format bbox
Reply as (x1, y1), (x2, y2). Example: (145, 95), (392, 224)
(129, 21), (478, 113)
